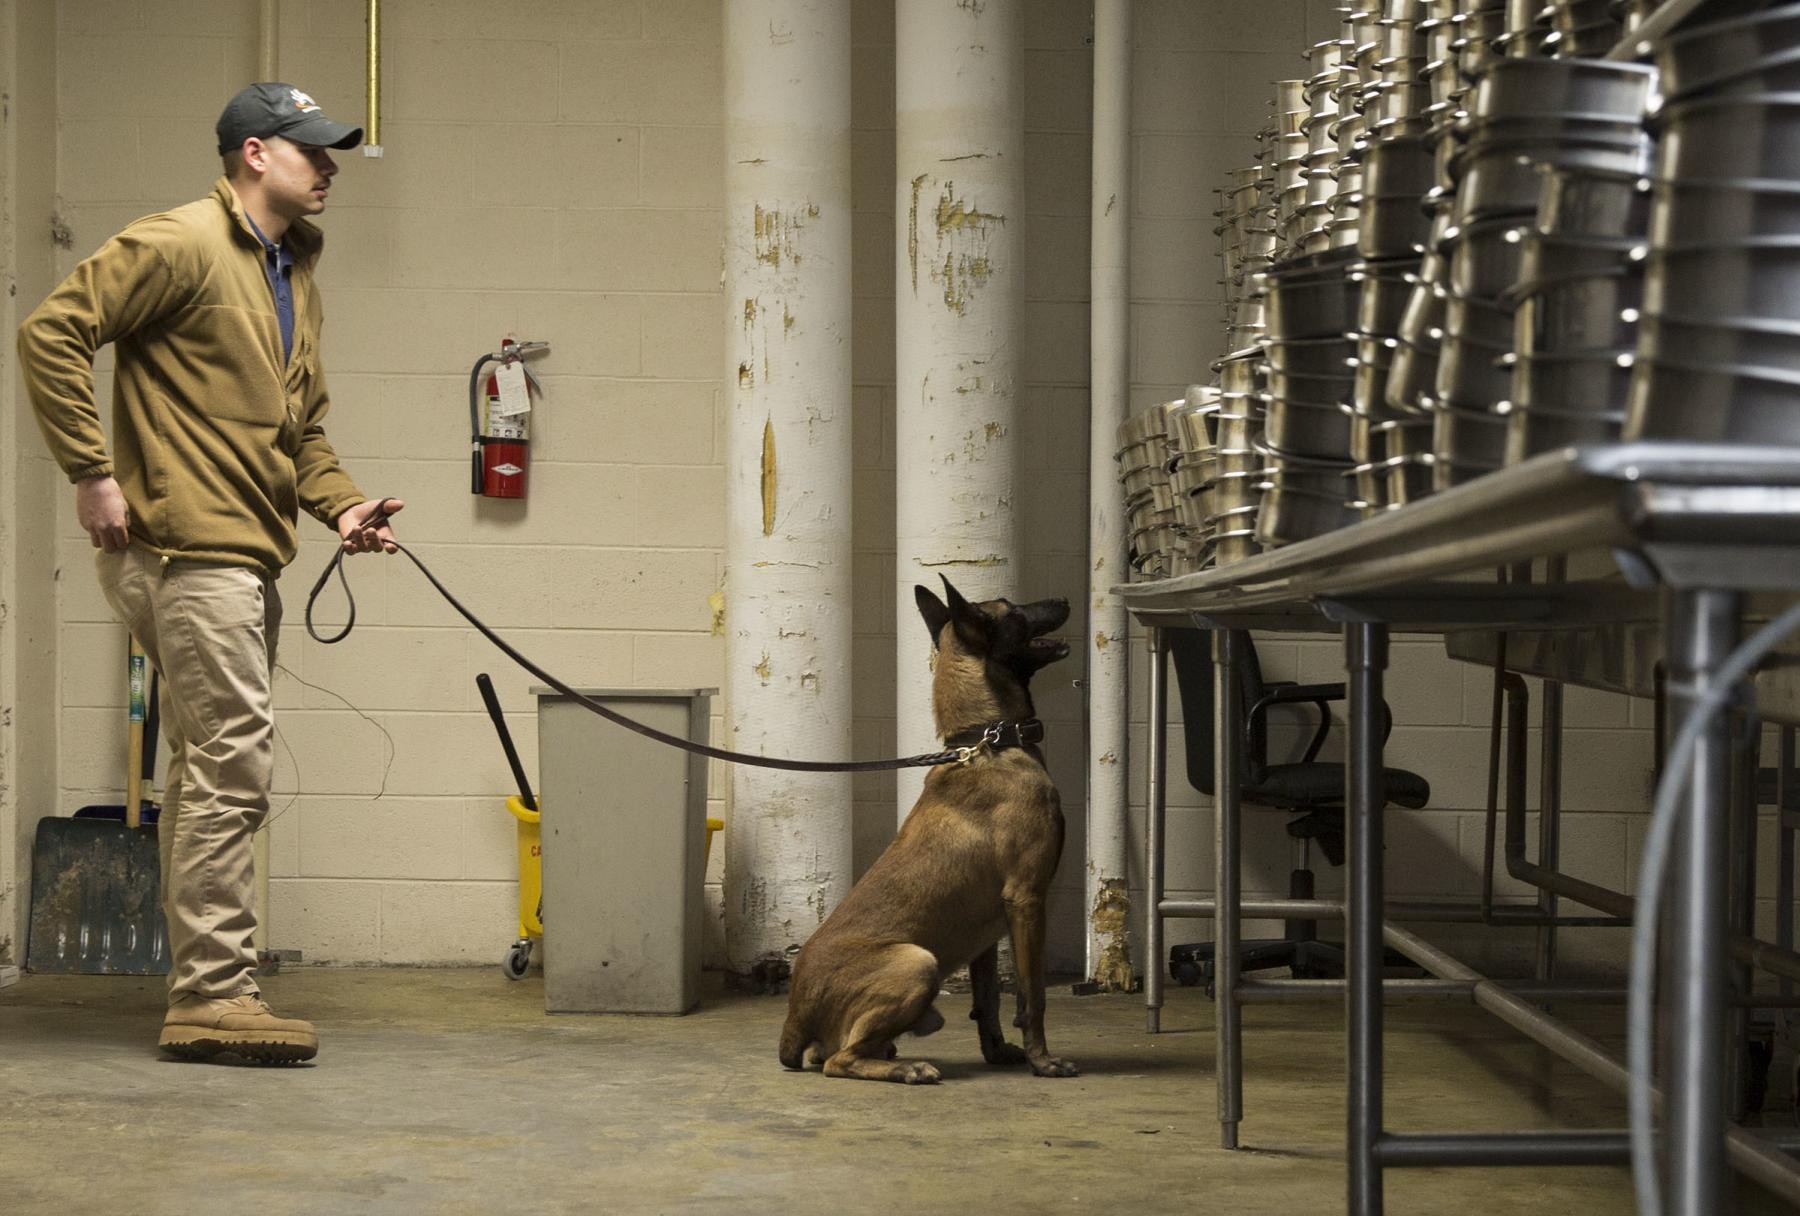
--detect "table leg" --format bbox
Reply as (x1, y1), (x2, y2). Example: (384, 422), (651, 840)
(1662, 589), (1741, 1216)
(1216, 628), (1243, 1149)
(1146, 628), (1168, 1035)
(1347, 622), (1389, 1216)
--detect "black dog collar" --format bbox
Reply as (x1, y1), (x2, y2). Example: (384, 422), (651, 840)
(943, 718), (1045, 754)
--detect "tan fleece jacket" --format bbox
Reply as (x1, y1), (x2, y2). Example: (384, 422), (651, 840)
(18, 178), (366, 576)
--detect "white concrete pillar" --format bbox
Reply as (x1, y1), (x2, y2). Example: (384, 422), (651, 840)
(0, 0), (62, 965)
(894, 0), (1025, 824)
(1086, 0), (1133, 988)
(721, 0), (855, 969)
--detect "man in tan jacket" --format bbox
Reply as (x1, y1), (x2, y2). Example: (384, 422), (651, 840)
(17, 82), (401, 1064)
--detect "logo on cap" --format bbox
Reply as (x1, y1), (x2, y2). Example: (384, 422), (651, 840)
(288, 88), (320, 113)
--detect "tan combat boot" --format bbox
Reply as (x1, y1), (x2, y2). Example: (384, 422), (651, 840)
(160, 992), (318, 1064)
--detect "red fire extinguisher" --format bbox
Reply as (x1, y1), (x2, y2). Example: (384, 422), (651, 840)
(469, 338), (548, 499)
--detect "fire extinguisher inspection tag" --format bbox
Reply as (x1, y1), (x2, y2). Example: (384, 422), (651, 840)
(493, 360), (531, 417)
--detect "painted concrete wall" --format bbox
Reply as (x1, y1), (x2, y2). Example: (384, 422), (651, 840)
(2, 0), (1687, 980)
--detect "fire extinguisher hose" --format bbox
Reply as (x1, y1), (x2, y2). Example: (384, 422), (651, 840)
(304, 503), (1017, 773)
(468, 352), (498, 495)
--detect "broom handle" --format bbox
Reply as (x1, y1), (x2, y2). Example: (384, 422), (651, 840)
(127, 635), (146, 829)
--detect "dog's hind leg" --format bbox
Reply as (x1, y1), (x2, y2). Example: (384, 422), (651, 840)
(821, 944), (943, 1084)
(968, 943), (1028, 1066)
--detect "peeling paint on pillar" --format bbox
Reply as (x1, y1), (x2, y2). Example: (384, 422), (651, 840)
(1090, 879), (1134, 992)
(760, 418), (777, 536)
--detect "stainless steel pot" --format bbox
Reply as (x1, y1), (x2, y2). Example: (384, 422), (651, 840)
(1255, 482), (1362, 546)
(1385, 450), (1439, 504)
(1626, 353), (1800, 443)
(1359, 193), (1436, 258)
(1445, 290), (1516, 347)
(1640, 312), (1800, 375)
(1513, 275), (1641, 352)
(1537, 164), (1652, 238)
(1509, 347), (1636, 408)
(1651, 178), (1800, 245)
(1265, 334), (1358, 376)
(1386, 335), (1441, 414)
(1655, 4), (1800, 101)
(1263, 259), (1363, 339)
(1435, 331), (1515, 406)
(1469, 56), (1657, 123)
(1356, 261), (1420, 333)
(1512, 230), (1639, 295)
(1266, 396), (1357, 458)
(1503, 399), (1624, 464)
(1644, 242), (1800, 320)
(1656, 95), (1800, 184)
(1267, 364), (1356, 406)
(1447, 218), (1528, 296)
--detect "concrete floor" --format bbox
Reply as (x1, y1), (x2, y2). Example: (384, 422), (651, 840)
(0, 968), (1792, 1215)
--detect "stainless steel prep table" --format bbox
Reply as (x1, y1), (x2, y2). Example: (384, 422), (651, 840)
(1118, 442), (1800, 1216)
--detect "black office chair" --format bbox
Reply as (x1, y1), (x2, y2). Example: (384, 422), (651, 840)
(1164, 627), (1431, 988)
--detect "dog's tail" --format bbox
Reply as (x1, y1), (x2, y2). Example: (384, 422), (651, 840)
(778, 1010), (812, 1070)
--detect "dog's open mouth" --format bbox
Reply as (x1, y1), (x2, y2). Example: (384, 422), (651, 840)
(1030, 636), (1072, 662)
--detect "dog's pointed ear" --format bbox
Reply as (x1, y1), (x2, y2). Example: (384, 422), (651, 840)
(940, 575), (990, 651)
(915, 584), (951, 648)
(940, 575), (972, 618)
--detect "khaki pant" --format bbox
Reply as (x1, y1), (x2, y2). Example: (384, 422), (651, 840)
(97, 547), (279, 1004)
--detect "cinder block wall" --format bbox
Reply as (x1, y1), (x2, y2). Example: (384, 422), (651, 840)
(30, 0), (1679, 979)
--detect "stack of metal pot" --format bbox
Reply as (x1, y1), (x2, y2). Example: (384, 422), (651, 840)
(1354, 133), (1439, 509)
(1116, 403), (1183, 579)
(1219, 162), (1278, 349)
(1503, 163), (1649, 463)
(1384, 0), (1503, 499)
(1299, 41), (1351, 256)
(1165, 387), (1224, 573)
(1211, 355), (1270, 565)
(1626, 4), (1800, 447)
(1274, 80), (1314, 257)
(1256, 246), (1363, 546)
(1426, 56), (1655, 488)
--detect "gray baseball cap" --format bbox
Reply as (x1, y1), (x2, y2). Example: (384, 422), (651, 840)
(216, 82), (363, 154)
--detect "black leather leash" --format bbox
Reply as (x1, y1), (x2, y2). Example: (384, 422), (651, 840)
(305, 501), (1039, 773)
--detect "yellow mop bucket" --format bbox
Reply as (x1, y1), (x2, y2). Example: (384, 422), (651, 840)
(501, 794), (722, 980)
(508, 795), (543, 941)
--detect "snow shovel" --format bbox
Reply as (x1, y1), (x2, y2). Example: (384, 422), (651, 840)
(26, 634), (169, 975)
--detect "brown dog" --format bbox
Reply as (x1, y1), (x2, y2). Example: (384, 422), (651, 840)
(777, 577), (1077, 1083)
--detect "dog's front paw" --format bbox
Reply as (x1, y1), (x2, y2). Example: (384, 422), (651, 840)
(1030, 1055), (1079, 1078)
(894, 1060), (941, 1084)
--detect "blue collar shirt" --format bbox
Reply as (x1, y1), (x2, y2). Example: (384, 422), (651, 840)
(243, 212), (296, 364)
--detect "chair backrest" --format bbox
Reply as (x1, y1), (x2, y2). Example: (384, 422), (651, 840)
(1165, 628), (1268, 796)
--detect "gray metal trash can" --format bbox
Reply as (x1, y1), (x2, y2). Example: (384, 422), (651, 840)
(532, 686), (714, 1015)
